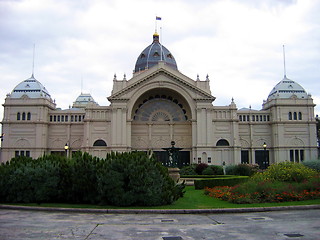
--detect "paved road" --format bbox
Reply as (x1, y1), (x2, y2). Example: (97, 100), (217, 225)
(0, 209), (319, 239)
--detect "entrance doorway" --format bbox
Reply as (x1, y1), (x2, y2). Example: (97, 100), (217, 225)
(255, 150), (269, 169)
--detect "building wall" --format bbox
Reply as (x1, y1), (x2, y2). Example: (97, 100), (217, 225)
(0, 65), (318, 166)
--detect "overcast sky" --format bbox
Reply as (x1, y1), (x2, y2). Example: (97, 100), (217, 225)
(1, 0), (319, 120)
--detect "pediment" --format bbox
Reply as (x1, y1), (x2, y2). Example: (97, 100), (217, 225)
(108, 64), (215, 102)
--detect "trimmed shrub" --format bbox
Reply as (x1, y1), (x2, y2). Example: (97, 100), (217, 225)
(225, 164), (258, 176)
(180, 175), (234, 178)
(179, 165), (197, 175)
(194, 176), (249, 189)
(195, 163), (208, 175)
(202, 165), (224, 175)
(302, 160), (320, 172)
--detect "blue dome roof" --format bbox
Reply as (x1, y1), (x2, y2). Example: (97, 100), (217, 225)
(134, 33), (177, 73)
(267, 76), (308, 100)
(10, 74), (51, 99)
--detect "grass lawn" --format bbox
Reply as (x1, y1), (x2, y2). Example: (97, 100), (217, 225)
(5, 186), (320, 210)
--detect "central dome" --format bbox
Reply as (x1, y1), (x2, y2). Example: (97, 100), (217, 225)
(134, 32), (177, 74)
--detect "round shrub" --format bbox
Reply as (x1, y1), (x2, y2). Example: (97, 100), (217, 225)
(179, 165), (197, 175)
(97, 151), (184, 206)
(202, 165), (224, 175)
(302, 160), (320, 172)
(195, 163), (208, 175)
(263, 162), (318, 183)
(226, 164), (259, 176)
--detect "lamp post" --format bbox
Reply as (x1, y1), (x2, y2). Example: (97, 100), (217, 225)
(263, 142), (267, 169)
(64, 143), (69, 157)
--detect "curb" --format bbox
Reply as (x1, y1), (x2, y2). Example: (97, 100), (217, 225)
(1, 204), (320, 214)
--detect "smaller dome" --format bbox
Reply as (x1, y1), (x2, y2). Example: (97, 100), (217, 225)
(10, 74), (51, 99)
(72, 93), (98, 108)
(267, 76), (308, 100)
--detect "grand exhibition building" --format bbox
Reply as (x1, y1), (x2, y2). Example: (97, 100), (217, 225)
(0, 32), (318, 168)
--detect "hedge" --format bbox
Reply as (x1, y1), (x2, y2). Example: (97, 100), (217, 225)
(194, 176), (249, 189)
(180, 175), (235, 179)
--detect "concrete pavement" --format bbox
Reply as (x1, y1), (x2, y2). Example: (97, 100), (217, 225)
(0, 208), (320, 239)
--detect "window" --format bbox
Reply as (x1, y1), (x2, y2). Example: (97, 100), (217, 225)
(22, 112), (26, 120)
(50, 115), (53, 122)
(65, 115), (68, 122)
(17, 112), (21, 120)
(27, 112), (31, 120)
(57, 115), (60, 122)
(61, 115), (64, 122)
(239, 115), (242, 121)
(298, 112), (302, 120)
(290, 149), (304, 163)
(289, 112), (292, 120)
(208, 157), (211, 164)
(93, 139), (107, 146)
(54, 115), (56, 122)
(71, 115), (74, 122)
(197, 157), (201, 164)
(216, 139), (230, 146)
(293, 112), (297, 120)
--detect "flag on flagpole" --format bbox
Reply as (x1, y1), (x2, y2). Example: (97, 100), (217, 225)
(156, 16), (162, 20)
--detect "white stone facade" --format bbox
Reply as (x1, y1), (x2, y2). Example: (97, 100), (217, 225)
(1, 35), (318, 168)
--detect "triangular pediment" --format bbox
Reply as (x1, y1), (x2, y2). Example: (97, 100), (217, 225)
(108, 63), (215, 102)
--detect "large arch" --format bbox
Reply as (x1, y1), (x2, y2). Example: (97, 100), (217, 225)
(127, 81), (196, 121)
(130, 87), (192, 152)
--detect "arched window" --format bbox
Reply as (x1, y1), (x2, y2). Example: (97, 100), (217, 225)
(288, 112), (292, 120)
(27, 112), (31, 120)
(216, 139), (230, 146)
(93, 139), (107, 146)
(293, 112), (297, 120)
(298, 112), (302, 120)
(17, 112), (21, 120)
(22, 112), (26, 120)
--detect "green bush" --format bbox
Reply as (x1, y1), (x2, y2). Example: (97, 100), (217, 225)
(97, 151), (184, 206)
(0, 156), (60, 203)
(302, 160), (320, 172)
(194, 176), (249, 189)
(225, 164), (258, 176)
(261, 162), (318, 183)
(0, 151), (185, 206)
(179, 165), (197, 175)
(180, 175), (234, 178)
(202, 165), (224, 175)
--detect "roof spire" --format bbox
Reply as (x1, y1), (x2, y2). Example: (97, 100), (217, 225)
(283, 45), (287, 78)
(32, 43), (35, 78)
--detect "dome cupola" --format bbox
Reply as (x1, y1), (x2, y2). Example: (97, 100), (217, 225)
(134, 32), (177, 74)
(72, 93), (98, 108)
(267, 76), (308, 100)
(10, 74), (51, 99)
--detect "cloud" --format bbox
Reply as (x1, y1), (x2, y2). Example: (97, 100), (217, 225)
(0, 0), (319, 122)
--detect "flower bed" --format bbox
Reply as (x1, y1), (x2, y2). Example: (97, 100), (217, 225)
(205, 176), (320, 204)
(204, 162), (320, 204)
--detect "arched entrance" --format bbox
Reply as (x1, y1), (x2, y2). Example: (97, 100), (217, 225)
(131, 89), (192, 166)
